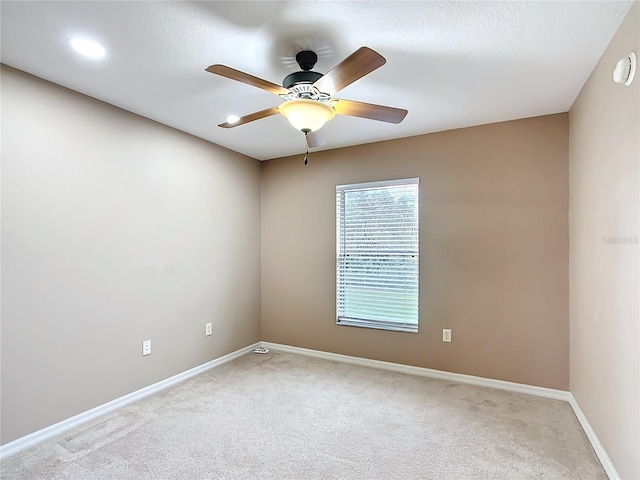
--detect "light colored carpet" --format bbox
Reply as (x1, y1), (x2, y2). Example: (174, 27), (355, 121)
(1, 351), (606, 479)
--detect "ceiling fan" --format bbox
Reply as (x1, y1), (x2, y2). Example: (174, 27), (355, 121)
(205, 47), (408, 149)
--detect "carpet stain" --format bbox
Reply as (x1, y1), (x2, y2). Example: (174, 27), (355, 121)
(56, 411), (150, 462)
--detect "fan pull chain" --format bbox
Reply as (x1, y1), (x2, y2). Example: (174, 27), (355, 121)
(303, 131), (309, 166)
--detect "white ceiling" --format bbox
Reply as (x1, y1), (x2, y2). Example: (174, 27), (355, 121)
(1, 1), (632, 161)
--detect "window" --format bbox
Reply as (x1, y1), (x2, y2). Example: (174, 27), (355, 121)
(336, 178), (419, 333)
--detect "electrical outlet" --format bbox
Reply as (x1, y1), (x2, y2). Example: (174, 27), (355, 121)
(142, 340), (151, 356)
(205, 323), (212, 336)
(443, 329), (452, 343)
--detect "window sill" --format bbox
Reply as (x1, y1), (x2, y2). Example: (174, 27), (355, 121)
(337, 318), (418, 334)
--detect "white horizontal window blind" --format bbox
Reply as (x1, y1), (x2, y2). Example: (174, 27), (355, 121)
(336, 178), (419, 333)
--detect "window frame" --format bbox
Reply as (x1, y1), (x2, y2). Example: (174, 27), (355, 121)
(336, 177), (420, 333)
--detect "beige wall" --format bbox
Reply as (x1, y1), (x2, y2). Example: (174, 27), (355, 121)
(262, 114), (569, 390)
(569, 3), (639, 478)
(0, 66), (262, 444)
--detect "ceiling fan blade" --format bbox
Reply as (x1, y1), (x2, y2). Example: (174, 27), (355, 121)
(313, 47), (386, 96)
(206, 64), (289, 96)
(218, 107), (281, 128)
(306, 129), (326, 149)
(333, 99), (408, 124)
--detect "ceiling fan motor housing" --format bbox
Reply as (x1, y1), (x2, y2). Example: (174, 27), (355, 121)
(283, 70), (323, 88)
(283, 50), (323, 89)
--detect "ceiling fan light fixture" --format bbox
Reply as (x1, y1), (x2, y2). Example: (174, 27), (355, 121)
(279, 99), (335, 132)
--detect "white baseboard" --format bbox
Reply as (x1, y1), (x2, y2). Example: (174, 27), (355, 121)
(0, 342), (261, 459)
(261, 342), (571, 401)
(568, 394), (620, 480)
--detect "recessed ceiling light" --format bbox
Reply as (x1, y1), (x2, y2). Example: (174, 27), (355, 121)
(226, 115), (240, 124)
(69, 37), (106, 60)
